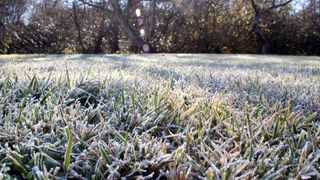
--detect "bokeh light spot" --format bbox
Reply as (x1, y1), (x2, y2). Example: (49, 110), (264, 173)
(135, 9), (141, 17)
(140, 29), (145, 37)
(143, 44), (150, 53)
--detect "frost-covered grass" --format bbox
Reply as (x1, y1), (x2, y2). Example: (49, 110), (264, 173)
(0, 54), (319, 179)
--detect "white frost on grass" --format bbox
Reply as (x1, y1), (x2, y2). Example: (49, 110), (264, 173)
(0, 54), (319, 179)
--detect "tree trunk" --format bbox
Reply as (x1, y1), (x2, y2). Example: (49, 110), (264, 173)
(94, 15), (107, 53)
(251, 13), (268, 54)
(0, 20), (6, 54)
(72, 2), (85, 52)
(93, 33), (104, 54)
(109, 20), (120, 53)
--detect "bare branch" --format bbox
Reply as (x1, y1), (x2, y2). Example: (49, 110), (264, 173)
(250, 0), (259, 12)
(78, 0), (113, 14)
(267, 0), (293, 10)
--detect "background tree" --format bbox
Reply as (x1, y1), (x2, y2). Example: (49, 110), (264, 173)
(249, 0), (293, 54)
(0, 0), (28, 53)
(79, 0), (155, 53)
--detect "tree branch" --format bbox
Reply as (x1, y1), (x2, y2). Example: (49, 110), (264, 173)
(267, 0), (293, 10)
(78, 0), (113, 14)
(250, 0), (259, 12)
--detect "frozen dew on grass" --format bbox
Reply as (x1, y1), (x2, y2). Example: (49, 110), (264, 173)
(0, 54), (319, 179)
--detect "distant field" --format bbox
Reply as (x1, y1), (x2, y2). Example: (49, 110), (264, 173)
(0, 54), (319, 179)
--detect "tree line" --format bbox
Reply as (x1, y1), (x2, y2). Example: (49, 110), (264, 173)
(0, 0), (319, 55)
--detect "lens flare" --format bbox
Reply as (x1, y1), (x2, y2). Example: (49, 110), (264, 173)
(143, 44), (150, 53)
(140, 29), (145, 37)
(135, 9), (141, 17)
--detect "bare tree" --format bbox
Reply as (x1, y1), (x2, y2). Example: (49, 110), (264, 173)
(79, 0), (155, 53)
(72, 0), (85, 51)
(249, 0), (293, 54)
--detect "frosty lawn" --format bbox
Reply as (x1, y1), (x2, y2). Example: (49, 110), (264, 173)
(0, 54), (319, 179)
